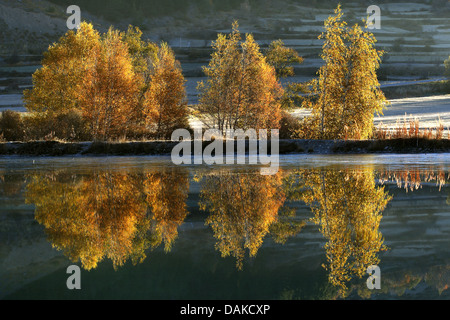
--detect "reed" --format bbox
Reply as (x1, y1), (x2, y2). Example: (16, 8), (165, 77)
(373, 115), (448, 141)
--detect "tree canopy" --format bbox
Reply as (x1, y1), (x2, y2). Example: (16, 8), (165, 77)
(23, 22), (188, 141)
(197, 22), (284, 134)
(301, 5), (388, 140)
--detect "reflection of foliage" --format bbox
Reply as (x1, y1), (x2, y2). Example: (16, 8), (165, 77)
(287, 168), (392, 296)
(301, 5), (387, 140)
(25, 168), (190, 271)
(199, 170), (297, 270)
(425, 265), (450, 295)
(354, 265), (450, 299)
(26, 172), (149, 270)
(269, 207), (306, 245)
(144, 168), (190, 253)
(378, 167), (449, 193)
(0, 172), (25, 196)
(354, 272), (422, 299)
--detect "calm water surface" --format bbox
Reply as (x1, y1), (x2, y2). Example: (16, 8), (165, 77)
(1, 154), (450, 300)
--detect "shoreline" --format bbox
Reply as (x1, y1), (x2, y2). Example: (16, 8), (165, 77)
(1, 138), (450, 156)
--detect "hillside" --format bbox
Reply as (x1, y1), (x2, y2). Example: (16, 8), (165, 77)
(1, 0), (450, 129)
(1, 1), (450, 77)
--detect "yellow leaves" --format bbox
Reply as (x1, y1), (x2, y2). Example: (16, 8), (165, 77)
(24, 22), (101, 116)
(144, 43), (189, 140)
(199, 170), (286, 270)
(302, 5), (388, 140)
(265, 39), (303, 79)
(294, 168), (392, 294)
(123, 25), (158, 74)
(25, 170), (188, 271)
(24, 163), (395, 296)
(198, 23), (283, 133)
(144, 168), (190, 252)
(24, 22), (187, 141)
(79, 28), (139, 140)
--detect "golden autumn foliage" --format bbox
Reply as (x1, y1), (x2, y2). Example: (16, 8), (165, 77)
(197, 22), (283, 134)
(23, 22), (101, 116)
(378, 167), (449, 193)
(20, 164), (450, 296)
(80, 28), (139, 140)
(265, 39), (303, 79)
(25, 168), (190, 270)
(25, 172), (148, 270)
(301, 5), (388, 140)
(198, 170), (290, 270)
(23, 22), (188, 141)
(144, 43), (190, 140)
(143, 168), (190, 252)
(293, 168), (392, 295)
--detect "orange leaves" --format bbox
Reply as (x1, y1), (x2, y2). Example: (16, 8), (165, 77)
(197, 22), (283, 134)
(143, 168), (190, 252)
(297, 168), (392, 294)
(26, 173), (148, 270)
(24, 22), (188, 141)
(25, 168), (192, 271)
(79, 28), (139, 141)
(24, 22), (101, 116)
(144, 43), (189, 140)
(199, 170), (286, 270)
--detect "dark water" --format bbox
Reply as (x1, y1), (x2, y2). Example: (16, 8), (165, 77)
(1, 154), (450, 300)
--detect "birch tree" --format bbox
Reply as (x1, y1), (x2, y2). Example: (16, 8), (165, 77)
(302, 5), (388, 140)
(197, 22), (283, 134)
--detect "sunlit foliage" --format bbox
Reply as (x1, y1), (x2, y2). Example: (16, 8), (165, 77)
(144, 43), (190, 140)
(197, 22), (283, 134)
(301, 5), (388, 140)
(23, 22), (101, 116)
(79, 28), (139, 140)
(23, 22), (188, 141)
(143, 168), (190, 252)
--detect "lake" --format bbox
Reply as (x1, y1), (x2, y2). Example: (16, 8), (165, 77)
(1, 154), (450, 300)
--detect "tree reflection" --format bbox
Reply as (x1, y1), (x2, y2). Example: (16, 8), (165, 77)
(144, 169), (190, 253)
(377, 167), (449, 192)
(17, 163), (450, 297)
(0, 171), (25, 196)
(286, 168), (392, 295)
(198, 170), (304, 270)
(25, 168), (190, 270)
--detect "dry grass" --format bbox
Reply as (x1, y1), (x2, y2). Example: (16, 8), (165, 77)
(373, 115), (448, 141)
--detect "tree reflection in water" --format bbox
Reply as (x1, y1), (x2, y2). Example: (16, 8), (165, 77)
(25, 167), (190, 271)
(197, 169), (304, 270)
(23, 165), (450, 297)
(285, 168), (392, 295)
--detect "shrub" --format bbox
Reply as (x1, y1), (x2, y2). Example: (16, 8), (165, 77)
(54, 110), (91, 141)
(0, 110), (24, 141)
(23, 110), (91, 142)
(279, 111), (302, 139)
